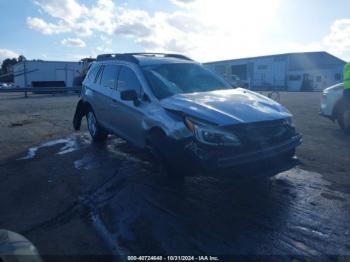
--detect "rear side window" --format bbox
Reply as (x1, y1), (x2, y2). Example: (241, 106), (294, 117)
(117, 66), (141, 95)
(87, 65), (100, 83)
(100, 65), (119, 89)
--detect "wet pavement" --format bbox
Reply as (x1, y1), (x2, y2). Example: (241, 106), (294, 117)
(1, 133), (350, 258)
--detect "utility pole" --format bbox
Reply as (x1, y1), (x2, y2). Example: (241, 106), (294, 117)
(24, 61), (27, 88)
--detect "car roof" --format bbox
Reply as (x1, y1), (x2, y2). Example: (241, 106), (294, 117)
(134, 55), (194, 66)
(95, 53), (195, 67)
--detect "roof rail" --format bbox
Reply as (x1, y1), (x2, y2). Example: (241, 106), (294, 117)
(96, 53), (193, 63)
(128, 53), (193, 61)
(96, 54), (139, 64)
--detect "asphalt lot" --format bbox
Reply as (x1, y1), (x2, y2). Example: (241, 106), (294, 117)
(0, 92), (350, 260)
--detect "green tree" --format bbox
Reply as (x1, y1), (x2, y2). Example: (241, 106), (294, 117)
(1, 58), (17, 74)
(18, 55), (26, 62)
(0, 57), (18, 82)
(0, 55), (26, 82)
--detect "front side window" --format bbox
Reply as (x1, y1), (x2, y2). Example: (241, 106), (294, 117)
(100, 65), (119, 89)
(117, 66), (142, 95)
(142, 63), (231, 99)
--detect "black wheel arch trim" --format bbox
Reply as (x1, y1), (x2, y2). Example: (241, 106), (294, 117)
(73, 100), (91, 130)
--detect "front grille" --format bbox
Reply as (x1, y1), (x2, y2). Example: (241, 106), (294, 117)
(226, 119), (295, 151)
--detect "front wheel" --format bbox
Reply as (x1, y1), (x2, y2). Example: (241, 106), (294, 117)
(282, 148), (296, 160)
(147, 130), (188, 181)
(86, 109), (108, 142)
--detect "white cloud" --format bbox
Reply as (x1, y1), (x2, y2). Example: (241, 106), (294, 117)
(26, 0), (350, 62)
(115, 9), (153, 37)
(323, 19), (350, 59)
(27, 0), (118, 36)
(87, 0), (118, 34)
(27, 0), (283, 61)
(111, 0), (282, 61)
(96, 35), (113, 53)
(0, 49), (19, 62)
(27, 17), (70, 35)
(33, 0), (87, 22)
(288, 19), (350, 61)
(170, 0), (196, 8)
(61, 38), (86, 47)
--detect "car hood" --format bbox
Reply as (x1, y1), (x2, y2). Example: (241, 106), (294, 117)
(323, 83), (343, 93)
(160, 88), (292, 126)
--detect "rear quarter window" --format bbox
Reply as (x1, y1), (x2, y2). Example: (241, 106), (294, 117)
(86, 65), (101, 83)
(100, 65), (119, 89)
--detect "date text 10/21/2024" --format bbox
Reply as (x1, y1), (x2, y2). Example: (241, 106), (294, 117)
(127, 256), (220, 261)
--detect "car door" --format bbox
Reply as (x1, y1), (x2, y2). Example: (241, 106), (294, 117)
(94, 65), (119, 130)
(84, 64), (103, 118)
(109, 65), (146, 147)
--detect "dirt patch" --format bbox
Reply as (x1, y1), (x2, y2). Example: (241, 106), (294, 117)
(8, 119), (34, 128)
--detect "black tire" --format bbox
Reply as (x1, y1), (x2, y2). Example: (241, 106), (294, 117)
(282, 148), (296, 160)
(337, 105), (350, 134)
(147, 129), (187, 181)
(86, 108), (108, 142)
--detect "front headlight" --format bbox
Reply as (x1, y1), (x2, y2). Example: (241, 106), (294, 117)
(185, 118), (241, 146)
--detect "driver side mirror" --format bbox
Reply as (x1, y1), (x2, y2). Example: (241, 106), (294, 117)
(120, 89), (138, 101)
(120, 89), (140, 106)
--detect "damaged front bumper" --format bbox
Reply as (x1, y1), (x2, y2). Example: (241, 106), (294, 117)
(184, 134), (302, 170)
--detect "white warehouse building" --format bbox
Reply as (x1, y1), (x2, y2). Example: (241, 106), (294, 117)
(13, 60), (83, 88)
(204, 52), (346, 91)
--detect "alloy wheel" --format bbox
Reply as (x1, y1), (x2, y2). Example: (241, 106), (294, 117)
(87, 112), (97, 137)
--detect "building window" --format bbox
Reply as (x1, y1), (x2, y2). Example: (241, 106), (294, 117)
(274, 56), (284, 62)
(335, 73), (342, 81)
(214, 65), (225, 75)
(316, 76), (322, 82)
(231, 64), (247, 80)
(289, 75), (301, 81)
(257, 65), (268, 70)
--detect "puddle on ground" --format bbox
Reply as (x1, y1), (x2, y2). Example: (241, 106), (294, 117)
(17, 134), (91, 160)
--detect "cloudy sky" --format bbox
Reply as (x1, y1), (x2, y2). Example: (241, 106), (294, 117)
(0, 0), (350, 63)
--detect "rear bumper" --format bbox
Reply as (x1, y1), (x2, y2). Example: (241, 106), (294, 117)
(188, 134), (302, 170)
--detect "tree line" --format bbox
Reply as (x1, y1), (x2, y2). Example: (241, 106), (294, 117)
(0, 55), (26, 82)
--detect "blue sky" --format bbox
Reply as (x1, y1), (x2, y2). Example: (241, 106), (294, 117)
(0, 0), (350, 63)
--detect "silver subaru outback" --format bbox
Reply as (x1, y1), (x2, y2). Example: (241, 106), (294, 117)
(73, 53), (302, 177)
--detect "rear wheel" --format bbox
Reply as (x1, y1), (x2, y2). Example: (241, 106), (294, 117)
(86, 109), (108, 142)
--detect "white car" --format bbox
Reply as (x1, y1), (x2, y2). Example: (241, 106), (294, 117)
(321, 83), (350, 133)
(0, 83), (14, 88)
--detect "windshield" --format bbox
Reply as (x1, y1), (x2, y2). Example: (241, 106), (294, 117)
(142, 63), (232, 99)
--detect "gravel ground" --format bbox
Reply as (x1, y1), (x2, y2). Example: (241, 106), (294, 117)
(276, 92), (350, 193)
(0, 93), (80, 161)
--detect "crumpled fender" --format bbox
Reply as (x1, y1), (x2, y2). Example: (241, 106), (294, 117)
(73, 100), (88, 130)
